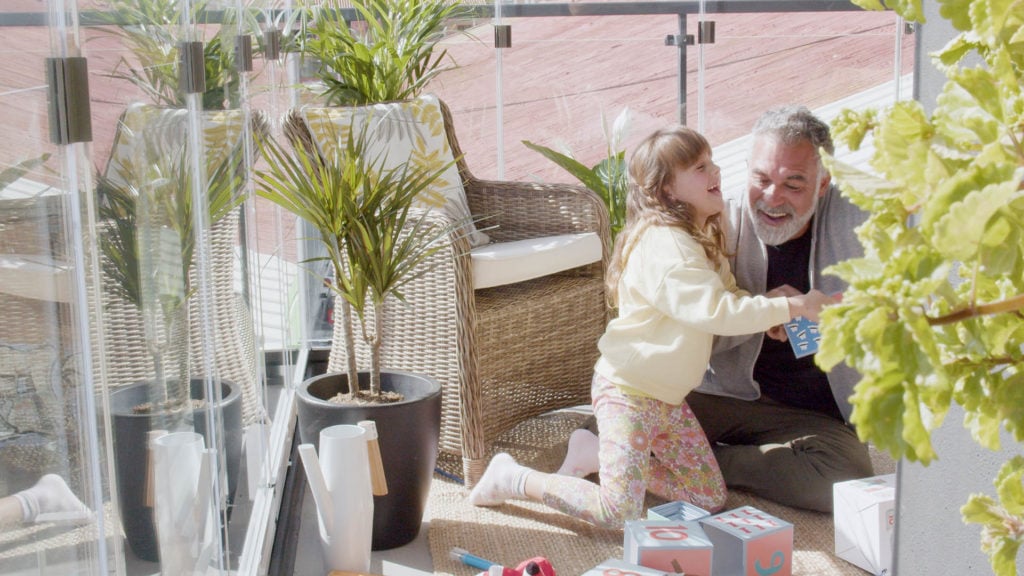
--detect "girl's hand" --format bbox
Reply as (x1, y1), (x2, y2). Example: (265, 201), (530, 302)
(785, 289), (835, 323)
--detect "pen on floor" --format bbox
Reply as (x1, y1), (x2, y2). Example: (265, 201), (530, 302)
(450, 547), (495, 571)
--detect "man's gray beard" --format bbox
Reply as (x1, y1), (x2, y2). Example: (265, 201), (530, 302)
(750, 193), (818, 246)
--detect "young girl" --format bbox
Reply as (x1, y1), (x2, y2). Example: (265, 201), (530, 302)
(469, 125), (833, 528)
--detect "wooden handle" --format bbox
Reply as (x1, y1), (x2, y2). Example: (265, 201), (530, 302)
(144, 430), (169, 507)
(358, 421), (388, 496)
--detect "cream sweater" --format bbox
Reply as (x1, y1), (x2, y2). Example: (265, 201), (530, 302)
(595, 225), (791, 405)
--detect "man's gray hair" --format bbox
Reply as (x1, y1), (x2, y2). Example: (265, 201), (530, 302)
(752, 105), (834, 157)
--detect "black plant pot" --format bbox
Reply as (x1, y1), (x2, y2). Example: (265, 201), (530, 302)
(109, 379), (243, 563)
(296, 370), (441, 551)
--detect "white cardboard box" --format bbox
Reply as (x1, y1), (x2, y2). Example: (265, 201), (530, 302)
(833, 473), (896, 576)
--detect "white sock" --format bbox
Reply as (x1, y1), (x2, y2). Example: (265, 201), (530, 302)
(14, 474), (90, 523)
(469, 453), (531, 506)
(556, 428), (600, 477)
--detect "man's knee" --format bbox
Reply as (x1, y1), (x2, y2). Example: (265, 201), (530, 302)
(789, 436), (874, 512)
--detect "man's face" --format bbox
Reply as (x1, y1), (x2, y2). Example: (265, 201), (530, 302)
(746, 135), (830, 245)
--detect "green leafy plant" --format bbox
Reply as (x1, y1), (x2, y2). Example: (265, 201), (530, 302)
(293, 0), (470, 106)
(0, 155), (51, 190)
(523, 107), (631, 239)
(816, 0), (1024, 573)
(97, 138), (245, 411)
(97, 0), (259, 109)
(254, 122), (463, 399)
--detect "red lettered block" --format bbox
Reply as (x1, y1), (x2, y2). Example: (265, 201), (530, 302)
(700, 506), (792, 576)
(624, 520), (713, 576)
(580, 558), (668, 576)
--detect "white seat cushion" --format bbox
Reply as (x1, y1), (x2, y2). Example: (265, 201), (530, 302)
(0, 254), (71, 302)
(470, 232), (603, 289)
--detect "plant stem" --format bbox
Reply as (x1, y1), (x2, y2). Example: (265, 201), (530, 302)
(370, 300), (383, 397)
(337, 296), (359, 395)
(926, 293), (1024, 326)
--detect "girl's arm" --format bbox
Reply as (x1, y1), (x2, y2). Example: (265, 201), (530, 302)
(785, 290), (835, 322)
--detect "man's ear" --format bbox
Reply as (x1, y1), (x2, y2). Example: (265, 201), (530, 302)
(818, 170), (832, 197)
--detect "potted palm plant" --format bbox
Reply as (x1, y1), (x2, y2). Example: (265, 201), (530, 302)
(97, 0), (259, 110)
(95, 0), (265, 562)
(255, 117), (464, 549)
(255, 0), (474, 550)
(523, 107), (632, 240)
(290, 0), (469, 106)
(98, 129), (248, 562)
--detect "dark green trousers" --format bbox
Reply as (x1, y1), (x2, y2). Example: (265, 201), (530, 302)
(686, 391), (874, 512)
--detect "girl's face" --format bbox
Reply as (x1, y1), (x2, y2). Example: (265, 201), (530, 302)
(662, 150), (723, 226)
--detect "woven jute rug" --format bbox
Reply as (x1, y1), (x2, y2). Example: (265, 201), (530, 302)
(428, 409), (895, 576)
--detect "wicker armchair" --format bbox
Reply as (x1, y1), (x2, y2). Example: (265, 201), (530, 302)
(286, 95), (611, 485)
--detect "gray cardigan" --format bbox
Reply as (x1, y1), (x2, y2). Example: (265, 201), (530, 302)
(696, 183), (867, 422)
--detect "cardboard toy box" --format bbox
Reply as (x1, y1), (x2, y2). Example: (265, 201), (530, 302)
(624, 520), (714, 576)
(647, 500), (711, 522)
(833, 474), (896, 576)
(699, 506), (793, 576)
(581, 558), (668, 576)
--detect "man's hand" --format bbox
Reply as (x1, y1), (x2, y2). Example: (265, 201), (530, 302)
(767, 284), (800, 298)
(766, 324), (789, 342)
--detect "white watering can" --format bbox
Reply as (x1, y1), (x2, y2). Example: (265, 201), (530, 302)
(298, 423), (378, 573)
(151, 431), (216, 576)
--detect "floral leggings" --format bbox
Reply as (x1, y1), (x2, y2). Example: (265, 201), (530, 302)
(541, 374), (727, 529)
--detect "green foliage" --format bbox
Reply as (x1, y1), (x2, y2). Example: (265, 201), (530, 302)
(819, 0), (1024, 573)
(96, 137), (245, 407)
(523, 108), (631, 239)
(97, 0), (258, 109)
(296, 0), (470, 106)
(254, 122), (461, 397)
(964, 457), (1024, 575)
(97, 142), (245, 309)
(0, 155), (51, 190)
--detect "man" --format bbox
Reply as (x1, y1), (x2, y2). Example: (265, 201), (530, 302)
(685, 105), (874, 512)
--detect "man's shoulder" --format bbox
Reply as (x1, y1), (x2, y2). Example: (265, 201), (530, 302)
(820, 184), (868, 230)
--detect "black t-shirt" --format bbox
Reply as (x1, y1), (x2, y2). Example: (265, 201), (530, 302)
(753, 225), (843, 420)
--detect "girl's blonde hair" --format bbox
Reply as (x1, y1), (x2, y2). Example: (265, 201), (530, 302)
(606, 125), (728, 303)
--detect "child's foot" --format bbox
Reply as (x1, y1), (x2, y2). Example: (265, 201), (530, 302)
(469, 453), (530, 506)
(556, 428), (600, 478)
(15, 474), (92, 524)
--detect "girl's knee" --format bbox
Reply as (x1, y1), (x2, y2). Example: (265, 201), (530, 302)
(592, 495), (645, 529)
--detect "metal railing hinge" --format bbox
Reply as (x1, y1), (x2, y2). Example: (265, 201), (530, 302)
(664, 34), (695, 46)
(236, 34), (253, 72)
(494, 24), (511, 49)
(264, 29), (282, 61)
(45, 56), (92, 145)
(698, 20), (715, 44)
(179, 40), (206, 95)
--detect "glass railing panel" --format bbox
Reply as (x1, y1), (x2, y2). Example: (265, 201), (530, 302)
(230, 3), (307, 571)
(82, 1), (264, 573)
(0, 6), (113, 576)
(696, 10), (912, 148)
(433, 11), (682, 184)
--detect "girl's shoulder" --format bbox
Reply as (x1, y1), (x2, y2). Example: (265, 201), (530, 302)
(637, 224), (706, 260)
